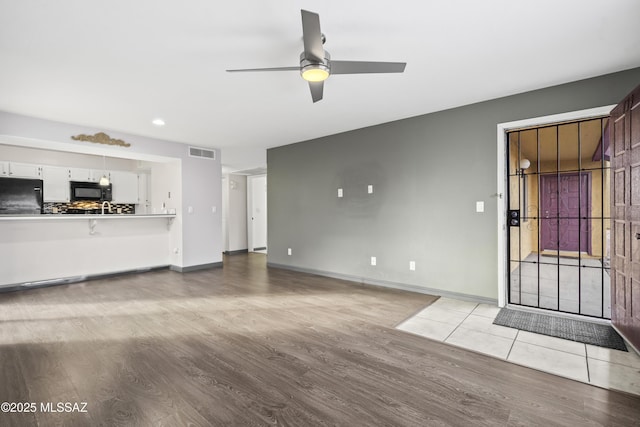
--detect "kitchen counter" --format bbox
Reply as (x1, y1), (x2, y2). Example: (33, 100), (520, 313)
(0, 213), (176, 220)
(0, 213), (176, 236)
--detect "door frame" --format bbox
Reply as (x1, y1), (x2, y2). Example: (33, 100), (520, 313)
(496, 105), (615, 307)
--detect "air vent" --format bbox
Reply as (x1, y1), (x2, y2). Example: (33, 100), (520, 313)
(189, 146), (216, 160)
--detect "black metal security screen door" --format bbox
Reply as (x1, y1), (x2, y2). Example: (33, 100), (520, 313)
(507, 117), (611, 319)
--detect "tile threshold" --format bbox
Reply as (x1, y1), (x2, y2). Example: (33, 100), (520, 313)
(396, 298), (640, 397)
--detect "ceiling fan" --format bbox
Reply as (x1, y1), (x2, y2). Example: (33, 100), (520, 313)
(226, 10), (407, 103)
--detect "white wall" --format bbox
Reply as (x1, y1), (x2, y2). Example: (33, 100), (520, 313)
(0, 111), (222, 270)
(0, 144), (137, 171)
(150, 160), (182, 265)
(181, 153), (221, 266)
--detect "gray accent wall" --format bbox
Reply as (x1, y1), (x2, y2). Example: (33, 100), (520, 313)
(267, 67), (640, 300)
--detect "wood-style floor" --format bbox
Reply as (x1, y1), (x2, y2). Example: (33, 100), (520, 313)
(1, 254), (638, 426)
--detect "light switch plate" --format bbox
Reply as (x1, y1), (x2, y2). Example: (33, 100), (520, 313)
(371, 256), (377, 266)
(287, 248), (292, 256)
(338, 188), (343, 198)
(368, 185), (373, 194)
(476, 201), (484, 213)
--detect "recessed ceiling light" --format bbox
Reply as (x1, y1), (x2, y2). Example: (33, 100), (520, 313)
(152, 118), (165, 126)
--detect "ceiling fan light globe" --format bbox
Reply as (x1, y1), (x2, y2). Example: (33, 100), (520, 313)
(301, 65), (329, 82)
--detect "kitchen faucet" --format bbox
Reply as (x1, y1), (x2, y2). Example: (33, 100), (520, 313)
(101, 201), (112, 215)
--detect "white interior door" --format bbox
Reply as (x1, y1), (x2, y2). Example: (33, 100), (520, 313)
(248, 175), (267, 252)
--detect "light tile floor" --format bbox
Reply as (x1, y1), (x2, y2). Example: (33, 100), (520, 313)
(396, 297), (640, 396)
(510, 254), (611, 318)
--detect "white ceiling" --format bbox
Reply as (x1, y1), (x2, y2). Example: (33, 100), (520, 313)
(1, 1), (639, 174)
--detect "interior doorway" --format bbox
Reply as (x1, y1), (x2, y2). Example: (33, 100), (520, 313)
(506, 116), (611, 319)
(247, 174), (267, 253)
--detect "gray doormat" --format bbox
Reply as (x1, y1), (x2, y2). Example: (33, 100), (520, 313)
(493, 308), (627, 351)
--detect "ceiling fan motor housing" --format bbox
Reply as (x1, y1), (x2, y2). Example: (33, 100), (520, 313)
(300, 50), (331, 81)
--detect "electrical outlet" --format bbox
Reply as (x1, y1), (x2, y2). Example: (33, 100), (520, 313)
(287, 248), (292, 256)
(368, 185), (373, 194)
(338, 188), (343, 198)
(409, 261), (416, 271)
(476, 201), (484, 213)
(371, 256), (377, 266)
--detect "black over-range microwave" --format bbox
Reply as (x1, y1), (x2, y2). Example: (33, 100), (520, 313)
(70, 181), (112, 202)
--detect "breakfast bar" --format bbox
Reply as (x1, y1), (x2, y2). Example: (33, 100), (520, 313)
(0, 213), (178, 289)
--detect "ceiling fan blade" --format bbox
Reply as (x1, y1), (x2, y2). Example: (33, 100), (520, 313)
(226, 66), (299, 73)
(309, 81), (324, 103)
(330, 61), (406, 75)
(301, 10), (324, 62)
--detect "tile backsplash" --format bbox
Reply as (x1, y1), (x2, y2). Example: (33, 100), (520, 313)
(44, 202), (135, 214)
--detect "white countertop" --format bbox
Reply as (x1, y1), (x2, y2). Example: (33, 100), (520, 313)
(0, 214), (176, 221)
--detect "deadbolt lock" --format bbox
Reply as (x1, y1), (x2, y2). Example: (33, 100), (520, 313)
(508, 210), (520, 227)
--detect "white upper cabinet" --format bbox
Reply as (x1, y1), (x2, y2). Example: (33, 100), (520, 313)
(2, 159), (149, 206)
(69, 168), (105, 182)
(69, 167), (91, 182)
(7, 162), (41, 179)
(110, 171), (139, 203)
(41, 166), (70, 202)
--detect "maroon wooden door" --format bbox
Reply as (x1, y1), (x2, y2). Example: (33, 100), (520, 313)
(540, 173), (590, 253)
(611, 83), (640, 351)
